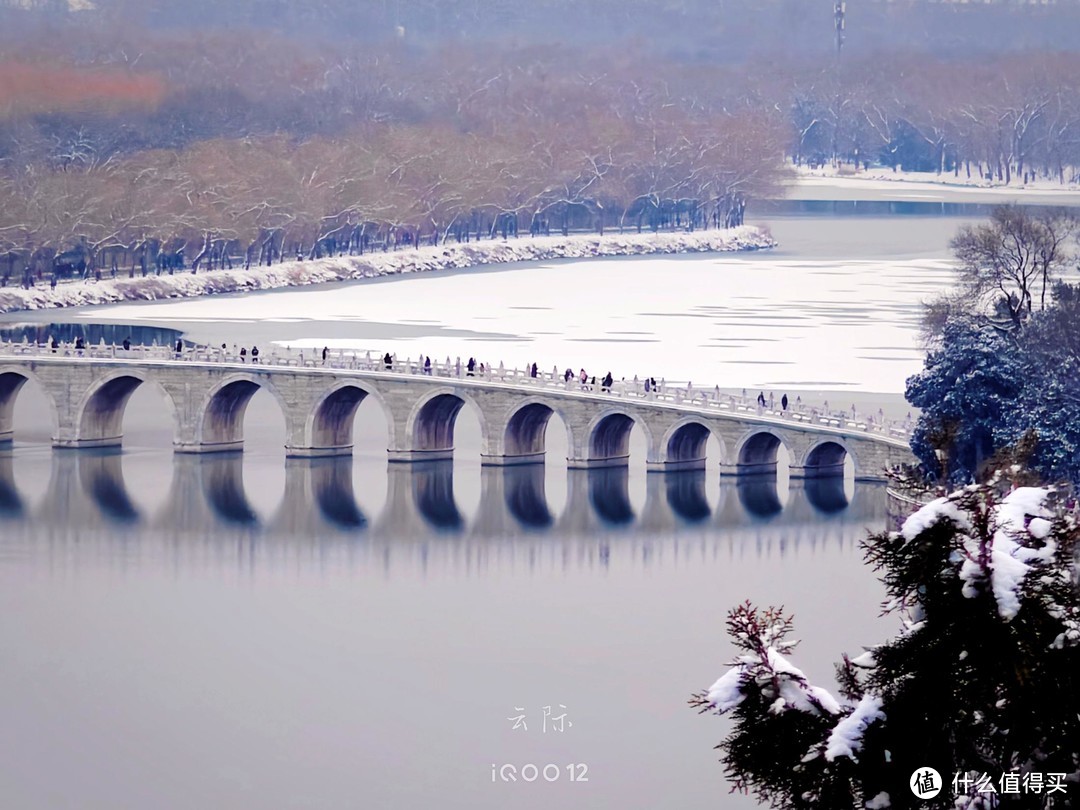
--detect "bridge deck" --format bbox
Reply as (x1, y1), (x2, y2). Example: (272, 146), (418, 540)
(0, 341), (916, 479)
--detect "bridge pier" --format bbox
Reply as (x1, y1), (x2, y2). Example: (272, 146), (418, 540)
(387, 447), (456, 463)
(567, 454), (630, 470)
(647, 457), (707, 473)
(284, 444), (354, 459)
(720, 461), (778, 477)
(789, 462), (846, 479)
(481, 450), (547, 467)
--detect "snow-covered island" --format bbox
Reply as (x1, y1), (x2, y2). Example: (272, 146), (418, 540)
(0, 227), (774, 315)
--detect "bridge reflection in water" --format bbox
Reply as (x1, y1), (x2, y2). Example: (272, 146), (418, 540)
(0, 448), (887, 568)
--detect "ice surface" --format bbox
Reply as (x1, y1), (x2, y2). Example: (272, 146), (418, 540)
(61, 235), (955, 394)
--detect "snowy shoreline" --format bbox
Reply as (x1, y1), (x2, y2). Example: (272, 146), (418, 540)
(785, 165), (1080, 205)
(0, 227), (774, 315)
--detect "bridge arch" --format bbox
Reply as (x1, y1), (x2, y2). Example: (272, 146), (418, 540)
(0, 366), (58, 443)
(192, 373), (289, 452)
(301, 380), (394, 457)
(403, 387), (489, 461)
(734, 429), (794, 476)
(658, 417), (725, 471)
(75, 369), (179, 448)
(799, 439), (855, 479)
(581, 407), (654, 468)
(502, 398), (574, 464)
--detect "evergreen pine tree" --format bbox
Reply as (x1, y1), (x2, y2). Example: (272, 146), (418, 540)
(691, 471), (1080, 809)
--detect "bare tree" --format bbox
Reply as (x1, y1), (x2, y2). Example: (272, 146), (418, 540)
(949, 205), (1078, 331)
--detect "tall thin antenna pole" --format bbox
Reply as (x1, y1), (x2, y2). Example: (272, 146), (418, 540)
(832, 2), (846, 166)
(834, 1), (846, 54)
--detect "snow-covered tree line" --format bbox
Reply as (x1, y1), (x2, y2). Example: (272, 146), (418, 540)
(8, 4), (1080, 283)
(691, 473), (1080, 809)
(787, 53), (1080, 183)
(906, 206), (1080, 486)
(0, 109), (783, 285)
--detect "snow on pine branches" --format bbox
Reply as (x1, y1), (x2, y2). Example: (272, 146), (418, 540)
(690, 471), (1080, 809)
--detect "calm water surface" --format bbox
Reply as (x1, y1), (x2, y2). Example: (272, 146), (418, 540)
(0, 212), (949, 809)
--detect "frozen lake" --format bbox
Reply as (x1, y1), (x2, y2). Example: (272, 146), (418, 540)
(0, 211), (967, 810)
(8, 216), (963, 401)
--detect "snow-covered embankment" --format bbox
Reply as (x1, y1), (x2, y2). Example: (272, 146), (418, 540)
(0, 226), (774, 314)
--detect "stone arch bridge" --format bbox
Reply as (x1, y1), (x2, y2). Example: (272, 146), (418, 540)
(0, 343), (915, 479)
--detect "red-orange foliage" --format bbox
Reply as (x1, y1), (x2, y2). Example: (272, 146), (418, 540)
(0, 60), (166, 117)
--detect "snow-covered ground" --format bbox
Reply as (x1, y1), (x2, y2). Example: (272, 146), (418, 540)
(787, 164), (1080, 205)
(0, 228), (773, 315)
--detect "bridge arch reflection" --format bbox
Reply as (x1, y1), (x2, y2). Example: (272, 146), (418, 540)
(1, 447), (882, 543)
(0, 450), (24, 519)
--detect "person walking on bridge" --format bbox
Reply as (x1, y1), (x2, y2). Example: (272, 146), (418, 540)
(781, 393), (788, 411)
(251, 346), (259, 364)
(322, 346), (329, 365)
(175, 339), (183, 358)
